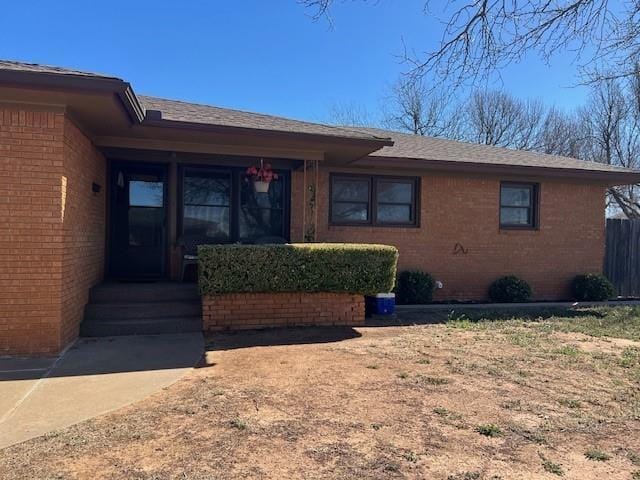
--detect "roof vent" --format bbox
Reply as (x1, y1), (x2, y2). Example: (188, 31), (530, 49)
(145, 109), (162, 120)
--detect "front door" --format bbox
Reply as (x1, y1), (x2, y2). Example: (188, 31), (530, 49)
(109, 162), (167, 279)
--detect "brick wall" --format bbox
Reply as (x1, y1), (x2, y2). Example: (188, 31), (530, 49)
(292, 168), (606, 301)
(0, 107), (105, 355)
(59, 118), (106, 347)
(202, 292), (365, 331)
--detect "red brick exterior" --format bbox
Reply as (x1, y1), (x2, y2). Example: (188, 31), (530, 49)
(202, 293), (365, 331)
(0, 107), (105, 355)
(292, 169), (607, 301)
(0, 104), (608, 353)
(60, 119), (106, 347)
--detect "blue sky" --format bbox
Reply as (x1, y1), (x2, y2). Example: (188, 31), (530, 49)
(1, 0), (588, 124)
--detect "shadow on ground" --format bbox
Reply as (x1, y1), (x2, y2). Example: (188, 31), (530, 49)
(204, 326), (362, 353)
(0, 333), (204, 382)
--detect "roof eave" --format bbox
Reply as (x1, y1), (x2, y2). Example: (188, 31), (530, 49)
(140, 117), (394, 148)
(0, 68), (145, 124)
(357, 155), (640, 185)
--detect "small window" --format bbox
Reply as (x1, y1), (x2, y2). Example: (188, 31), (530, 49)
(331, 177), (371, 223)
(376, 179), (415, 224)
(500, 182), (538, 229)
(330, 174), (418, 226)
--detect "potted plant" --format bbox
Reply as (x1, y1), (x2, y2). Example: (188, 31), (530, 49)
(246, 159), (278, 193)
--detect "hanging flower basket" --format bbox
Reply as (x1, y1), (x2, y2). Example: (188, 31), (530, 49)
(246, 159), (278, 193)
(253, 180), (270, 193)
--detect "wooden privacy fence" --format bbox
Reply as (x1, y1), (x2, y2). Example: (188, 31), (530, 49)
(605, 218), (640, 297)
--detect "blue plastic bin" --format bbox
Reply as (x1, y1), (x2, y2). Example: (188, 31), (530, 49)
(365, 293), (395, 315)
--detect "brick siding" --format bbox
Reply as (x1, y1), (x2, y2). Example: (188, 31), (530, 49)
(202, 293), (365, 331)
(0, 107), (105, 355)
(59, 118), (106, 347)
(0, 105), (608, 353)
(292, 169), (606, 301)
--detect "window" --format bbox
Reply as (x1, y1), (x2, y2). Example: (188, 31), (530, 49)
(330, 175), (419, 226)
(239, 174), (285, 240)
(182, 169), (231, 242)
(500, 182), (538, 229)
(331, 177), (371, 223)
(180, 166), (288, 244)
(128, 178), (164, 247)
(129, 180), (163, 207)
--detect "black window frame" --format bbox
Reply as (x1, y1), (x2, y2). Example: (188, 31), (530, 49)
(181, 167), (233, 243)
(499, 181), (539, 230)
(329, 173), (420, 227)
(178, 165), (290, 243)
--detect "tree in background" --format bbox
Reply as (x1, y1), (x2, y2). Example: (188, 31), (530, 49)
(577, 71), (640, 216)
(303, 0), (640, 85)
(381, 77), (462, 138)
(326, 74), (640, 216)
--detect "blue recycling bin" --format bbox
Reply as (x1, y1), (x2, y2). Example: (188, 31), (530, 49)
(365, 293), (396, 315)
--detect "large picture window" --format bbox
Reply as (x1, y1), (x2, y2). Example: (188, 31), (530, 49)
(180, 166), (288, 244)
(330, 174), (419, 226)
(500, 182), (538, 229)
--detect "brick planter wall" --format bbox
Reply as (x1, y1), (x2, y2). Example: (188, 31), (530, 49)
(202, 292), (365, 331)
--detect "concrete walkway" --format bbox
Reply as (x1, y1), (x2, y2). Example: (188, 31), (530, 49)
(0, 333), (203, 449)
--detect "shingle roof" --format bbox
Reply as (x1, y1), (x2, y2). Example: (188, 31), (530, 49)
(352, 127), (636, 174)
(138, 96), (390, 142)
(0, 59), (121, 81)
(0, 60), (638, 177)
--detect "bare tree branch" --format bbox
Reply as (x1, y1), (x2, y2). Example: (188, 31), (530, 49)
(301, 0), (640, 86)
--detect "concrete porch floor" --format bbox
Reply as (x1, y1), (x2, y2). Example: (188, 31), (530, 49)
(0, 333), (203, 449)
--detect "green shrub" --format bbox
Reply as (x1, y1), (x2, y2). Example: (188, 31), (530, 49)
(475, 423), (503, 437)
(198, 243), (398, 295)
(571, 274), (615, 301)
(396, 270), (435, 304)
(488, 276), (532, 303)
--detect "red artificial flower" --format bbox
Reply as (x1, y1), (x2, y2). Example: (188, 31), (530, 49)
(246, 161), (278, 183)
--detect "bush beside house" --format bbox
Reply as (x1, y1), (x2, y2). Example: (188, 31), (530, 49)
(198, 243), (398, 331)
(571, 274), (615, 301)
(488, 276), (532, 303)
(396, 271), (436, 305)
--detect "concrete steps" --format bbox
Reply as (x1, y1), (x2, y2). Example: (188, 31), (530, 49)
(81, 282), (202, 337)
(89, 282), (200, 303)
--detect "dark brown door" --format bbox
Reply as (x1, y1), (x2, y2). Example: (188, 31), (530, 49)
(109, 162), (167, 279)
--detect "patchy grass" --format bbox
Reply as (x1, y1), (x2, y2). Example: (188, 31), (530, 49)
(1, 306), (639, 479)
(540, 453), (564, 476)
(229, 417), (248, 430)
(585, 449), (611, 462)
(445, 305), (640, 341)
(558, 398), (582, 409)
(475, 423), (503, 437)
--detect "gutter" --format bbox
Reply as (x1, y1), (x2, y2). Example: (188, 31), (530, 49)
(355, 155), (640, 185)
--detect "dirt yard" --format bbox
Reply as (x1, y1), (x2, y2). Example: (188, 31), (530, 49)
(1, 306), (639, 479)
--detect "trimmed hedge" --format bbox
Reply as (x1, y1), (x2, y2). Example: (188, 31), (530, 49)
(198, 243), (398, 296)
(488, 275), (532, 303)
(396, 270), (436, 304)
(571, 274), (615, 301)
